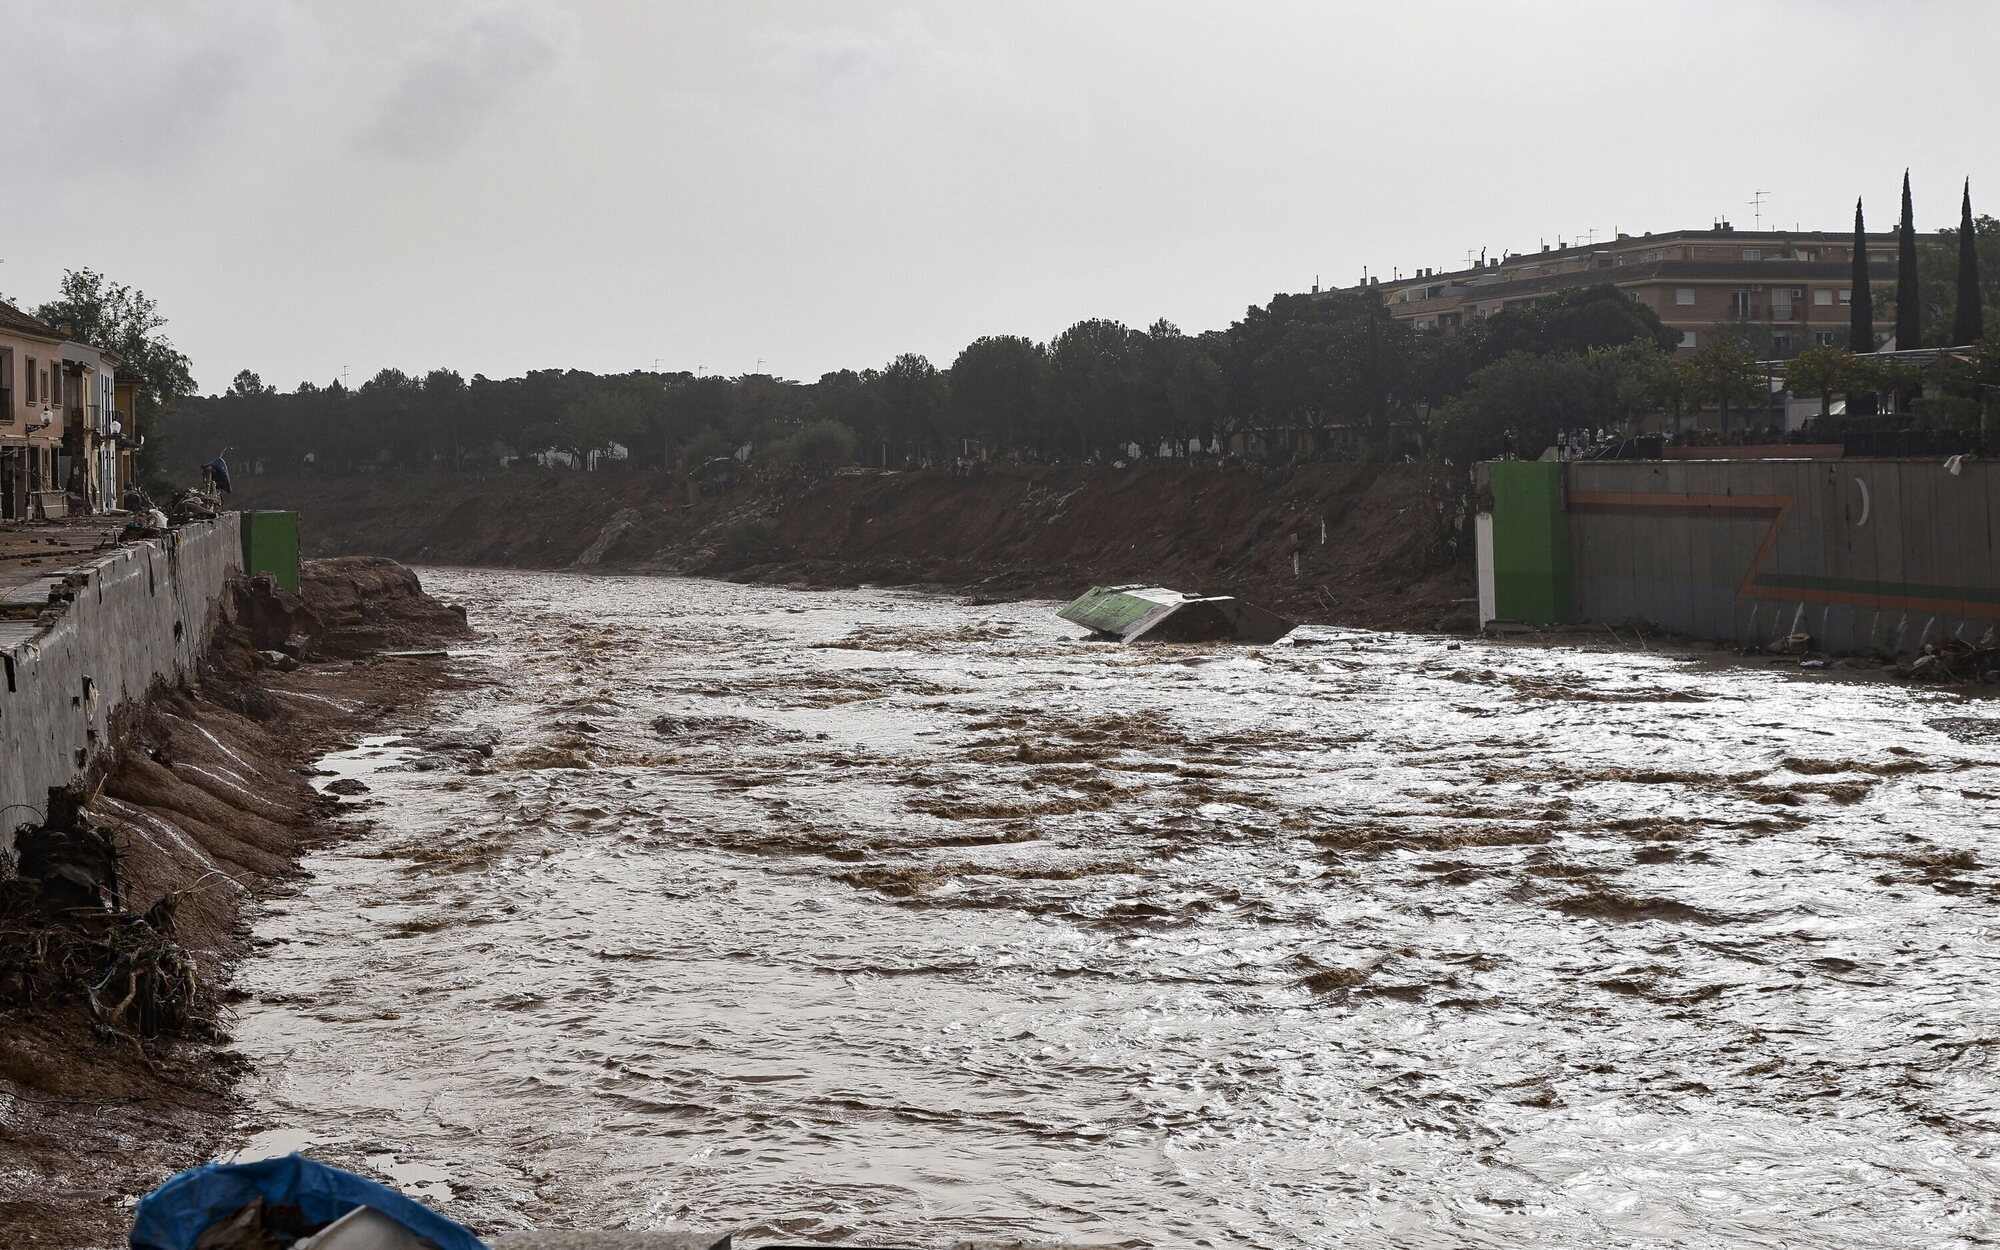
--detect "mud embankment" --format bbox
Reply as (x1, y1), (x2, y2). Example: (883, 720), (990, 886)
(235, 463), (1473, 630)
(0, 557), (468, 1250)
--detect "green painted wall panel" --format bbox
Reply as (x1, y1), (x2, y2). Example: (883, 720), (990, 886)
(240, 510), (301, 591)
(1489, 462), (1571, 624)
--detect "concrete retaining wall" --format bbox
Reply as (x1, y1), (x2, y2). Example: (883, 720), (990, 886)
(1, 515), (242, 850)
(1562, 459), (1998, 652)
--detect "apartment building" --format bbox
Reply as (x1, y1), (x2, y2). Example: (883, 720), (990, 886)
(1347, 224), (1918, 354)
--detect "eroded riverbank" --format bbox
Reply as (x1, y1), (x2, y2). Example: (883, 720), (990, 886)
(229, 568), (2000, 1248)
(0, 558), (467, 1249)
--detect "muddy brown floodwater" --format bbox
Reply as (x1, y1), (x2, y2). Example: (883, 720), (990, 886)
(225, 569), (2000, 1249)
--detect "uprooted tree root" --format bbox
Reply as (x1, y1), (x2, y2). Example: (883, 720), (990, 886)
(0, 789), (219, 1062)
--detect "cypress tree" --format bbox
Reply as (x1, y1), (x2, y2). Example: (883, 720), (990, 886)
(1849, 198), (1877, 416)
(1954, 179), (1984, 345)
(1895, 171), (1920, 349)
(1849, 198), (1875, 351)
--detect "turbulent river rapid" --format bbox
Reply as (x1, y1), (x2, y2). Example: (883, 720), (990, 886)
(228, 568), (2000, 1249)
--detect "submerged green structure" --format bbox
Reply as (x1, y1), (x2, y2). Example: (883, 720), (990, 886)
(1058, 585), (1294, 643)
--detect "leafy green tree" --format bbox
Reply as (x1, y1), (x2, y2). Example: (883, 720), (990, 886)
(556, 384), (649, 459)
(809, 369), (884, 465)
(228, 370), (272, 397)
(767, 418), (857, 472)
(948, 335), (1052, 454)
(1161, 330), (1226, 451)
(1471, 283), (1679, 361)
(1431, 345), (1655, 463)
(877, 353), (948, 459)
(1050, 319), (1143, 457)
(1642, 351), (1699, 430)
(1688, 341), (1765, 433)
(1782, 346), (1856, 421)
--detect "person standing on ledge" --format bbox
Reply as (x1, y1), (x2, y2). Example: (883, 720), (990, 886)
(204, 446), (234, 496)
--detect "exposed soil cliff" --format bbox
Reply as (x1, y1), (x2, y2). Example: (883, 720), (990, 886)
(236, 463), (1475, 630)
(0, 557), (469, 1249)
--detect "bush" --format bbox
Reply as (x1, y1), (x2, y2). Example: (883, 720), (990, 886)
(683, 430), (735, 467)
(1910, 396), (1981, 430)
(764, 419), (857, 471)
(718, 520), (777, 569)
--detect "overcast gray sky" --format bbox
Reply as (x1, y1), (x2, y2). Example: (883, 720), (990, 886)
(9, 0), (1996, 393)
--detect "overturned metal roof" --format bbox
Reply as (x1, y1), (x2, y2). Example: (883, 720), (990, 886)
(1058, 585), (1294, 644)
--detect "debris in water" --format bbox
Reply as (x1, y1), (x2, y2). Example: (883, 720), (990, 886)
(131, 1154), (485, 1250)
(1057, 584), (1293, 643)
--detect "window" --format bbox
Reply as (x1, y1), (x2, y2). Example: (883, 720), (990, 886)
(1816, 331), (1838, 347)
(1742, 248), (1762, 261)
(1676, 287), (1696, 305)
(1814, 289), (1833, 306)
(1797, 249), (1817, 261)
(25, 358), (36, 403)
(1731, 290), (1754, 318)
(1839, 289), (1852, 305)
(1679, 330), (1697, 349)
(1772, 333), (1793, 353)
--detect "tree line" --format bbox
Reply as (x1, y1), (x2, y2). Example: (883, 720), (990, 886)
(170, 284), (1709, 476)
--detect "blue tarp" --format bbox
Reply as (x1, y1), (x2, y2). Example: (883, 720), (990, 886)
(129, 1154), (486, 1250)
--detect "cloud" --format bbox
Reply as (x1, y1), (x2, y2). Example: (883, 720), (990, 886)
(755, 15), (1034, 119)
(0, 0), (314, 163)
(356, 0), (582, 160)
(759, 28), (906, 111)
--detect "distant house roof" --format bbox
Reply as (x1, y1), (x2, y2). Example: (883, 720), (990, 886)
(0, 299), (62, 343)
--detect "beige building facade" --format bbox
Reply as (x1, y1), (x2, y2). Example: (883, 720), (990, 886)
(0, 302), (71, 519)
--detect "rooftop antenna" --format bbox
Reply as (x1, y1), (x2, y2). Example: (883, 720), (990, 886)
(1463, 249), (1477, 269)
(1749, 189), (1769, 230)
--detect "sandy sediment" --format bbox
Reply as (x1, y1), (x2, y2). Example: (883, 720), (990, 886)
(0, 556), (470, 1250)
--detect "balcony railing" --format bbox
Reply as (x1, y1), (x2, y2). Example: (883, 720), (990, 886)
(1728, 303), (1805, 322)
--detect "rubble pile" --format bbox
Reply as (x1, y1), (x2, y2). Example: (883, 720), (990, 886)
(0, 786), (211, 1047)
(1900, 631), (2000, 683)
